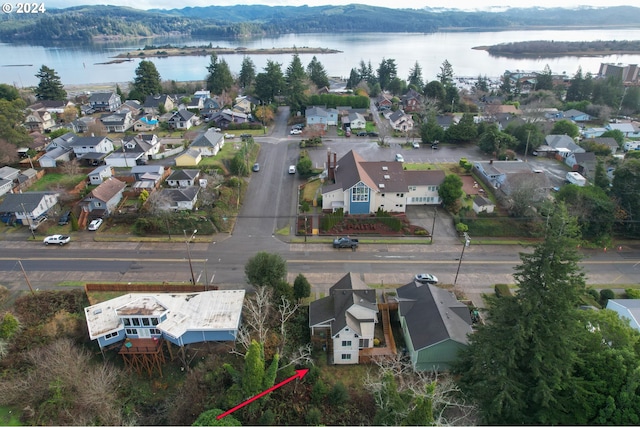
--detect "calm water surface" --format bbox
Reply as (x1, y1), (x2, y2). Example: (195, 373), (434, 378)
(2, 28), (640, 87)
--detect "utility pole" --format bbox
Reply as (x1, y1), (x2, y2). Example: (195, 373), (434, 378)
(18, 260), (35, 296)
(430, 206), (437, 243)
(304, 216), (308, 243)
(184, 229), (197, 285)
(524, 130), (531, 162)
(454, 233), (470, 287)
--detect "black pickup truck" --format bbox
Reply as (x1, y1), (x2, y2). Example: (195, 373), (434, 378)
(332, 236), (359, 249)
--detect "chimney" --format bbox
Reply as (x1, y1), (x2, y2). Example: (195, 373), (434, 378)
(328, 150), (335, 182)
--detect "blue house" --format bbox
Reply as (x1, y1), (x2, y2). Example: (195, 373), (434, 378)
(562, 109), (591, 122)
(85, 290), (245, 349)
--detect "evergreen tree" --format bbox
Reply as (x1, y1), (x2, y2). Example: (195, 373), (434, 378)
(438, 174), (463, 212)
(611, 158), (640, 238)
(34, 65), (67, 101)
(285, 54), (307, 113)
(0, 83), (20, 101)
(238, 56), (256, 89)
(293, 273), (311, 301)
(245, 251), (287, 287)
(566, 67), (586, 102)
(346, 68), (361, 90)
(536, 64), (554, 91)
(254, 60), (285, 103)
(444, 113), (477, 143)
(455, 203), (587, 425)
(420, 113), (444, 144)
(437, 59), (454, 86)
(594, 159), (610, 191)
(206, 53), (234, 95)
(131, 60), (162, 101)
(306, 56), (330, 89)
(500, 73), (513, 98)
(0, 99), (30, 146)
(376, 58), (397, 91)
(407, 61), (424, 89)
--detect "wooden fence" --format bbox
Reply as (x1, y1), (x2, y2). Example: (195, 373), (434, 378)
(85, 283), (218, 293)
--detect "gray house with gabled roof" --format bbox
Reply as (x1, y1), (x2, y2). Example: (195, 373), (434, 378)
(190, 128), (224, 156)
(309, 272), (378, 364)
(89, 92), (121, 112)
(166, 169), (200, 187)
(0, 191), (59, 226)
(396, 281), (473, 371)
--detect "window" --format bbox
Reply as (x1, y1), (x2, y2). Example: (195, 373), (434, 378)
(341, 354), (352, 360)
(409, 186), (416, 191)
(351, 182), (369, 203)
(142, 318), (150, 326)
(151, 318), (159, 326)
(342, 340), (352, 347)
(105, 332), (119, 339)
(123, 318), (131, 326)
(132, 318), (140, 326)
(125, 328), (137, 335)
(150, 328), (161, 335)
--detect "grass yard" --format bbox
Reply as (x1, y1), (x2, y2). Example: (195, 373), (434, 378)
(301, 179), (322, 202)
(0, 407), (22, 426)
(28, 173), (85, 191)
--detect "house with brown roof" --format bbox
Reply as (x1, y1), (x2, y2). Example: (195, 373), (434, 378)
(80, 177), (126, 217)
(322, 150), (444, 214)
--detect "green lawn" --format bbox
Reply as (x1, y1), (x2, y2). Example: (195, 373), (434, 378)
(28, 173), (85, 191)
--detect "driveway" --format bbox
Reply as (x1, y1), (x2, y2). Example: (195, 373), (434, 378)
(405, 205), (460, 245)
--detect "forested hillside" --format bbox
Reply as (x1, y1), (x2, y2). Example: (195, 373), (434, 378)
(1, 4), (639, 43)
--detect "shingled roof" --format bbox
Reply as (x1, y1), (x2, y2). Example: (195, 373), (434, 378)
(396, 282), (472, 351)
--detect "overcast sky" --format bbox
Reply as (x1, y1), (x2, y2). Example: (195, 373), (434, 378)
(49, 0), (637, 11)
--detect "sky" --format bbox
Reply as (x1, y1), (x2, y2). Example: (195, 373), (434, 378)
(47, 0), (638, 12)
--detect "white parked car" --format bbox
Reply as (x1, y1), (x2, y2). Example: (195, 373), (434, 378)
(43, 234), (71, 246)
(395, 153), (405, 162)
(290, 128), (302, 135)
(88, 218), (103, 231)
(224, 133), (235, 139)
(412, 142), (420, 149)
(288, 165), (296, 174)
(414, 273), (439, 284)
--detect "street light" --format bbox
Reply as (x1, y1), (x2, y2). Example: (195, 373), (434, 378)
(184, 229), (197, 285)
(453, 232), (470, 287)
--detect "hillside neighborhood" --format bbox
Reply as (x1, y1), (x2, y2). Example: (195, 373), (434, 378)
(1, 53), (640, 426)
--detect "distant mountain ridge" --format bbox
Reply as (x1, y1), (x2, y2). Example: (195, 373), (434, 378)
(1, 4), (639, 43)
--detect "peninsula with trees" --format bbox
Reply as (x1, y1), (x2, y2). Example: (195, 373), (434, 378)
(111, 44), (341, 61)
(474, 39), (640, 58)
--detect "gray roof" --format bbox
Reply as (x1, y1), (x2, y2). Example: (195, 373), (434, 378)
(0, 166), (20, 180)
(592, 137), (619, 149)
(545, 134), (584, 153)
(563, 109), (589, 118)
(306, 106), (328, 118)
(131, 165), (164, 175)
(100, 113), (129, 125)
(167, 169), (200, 181)
(163, 186), (200, 203)
(70, 136), (110, 147)
(309, 272), (378, 337)
(191, 129), (223, 148)
(170, 110), (195, 122)
(404, 170), (446, 186)
(0, 191), (56, 213)
(89, 92), (117, 103)
(396, 282), (472, 351)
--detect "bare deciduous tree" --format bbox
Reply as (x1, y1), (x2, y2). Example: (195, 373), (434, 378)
(365, 354), (479, 426)
(86, 121), (107, 137)
(145, 190), (173, 215)
(244, 286), (273, 343)
(0, 338), (127, 426)
(60, 158), (81, 175)
(277, 295), (299, 353)
(0, 139), (19, 164)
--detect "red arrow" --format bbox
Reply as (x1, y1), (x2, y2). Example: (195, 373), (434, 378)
(217, 368), (309, 420)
